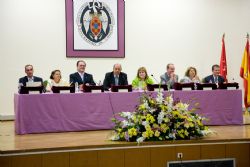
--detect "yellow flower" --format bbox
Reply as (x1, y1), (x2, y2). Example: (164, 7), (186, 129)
(117, 128), (122, 133)
(160, 104), (167, 111)
(163, 117), (170, 123)
(139, 104), (146, 111)
(146, 114), (155, 123)
(128, 127), (137, 137)
(142, 129), (154, 139)
(145, 124), (151, 130)
(120, 132), (125, 138)
(154, 130), (160, 137)
(149, 99), (155, 105)
(184, 130), (189, 136)
(160, 123), (169, 133)
(177, 129), (185, 138)
(153, 124), (159, 128)
(189, 122), (194, 127)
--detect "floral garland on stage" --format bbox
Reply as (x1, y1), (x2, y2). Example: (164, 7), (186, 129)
(111, 91), (211, 143)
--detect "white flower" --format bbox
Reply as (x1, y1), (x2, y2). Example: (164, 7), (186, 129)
(142, 121), (148, 126)
(156, 92), (164, 104)
(121, 112), (132, 119)
(136, 137), (145, 143)
(201, 129), (213, 136)
(110, 134), (120, 141)
(122, 120), (129, 127)
(149, 108), (156, 113)
(165, 95), (174, 105)
(176, 103), (189, 111)
(157, 111), (165, 124)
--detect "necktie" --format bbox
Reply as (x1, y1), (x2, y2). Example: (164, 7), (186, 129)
(81, 74), (84, 82)
(28, 78), (33, 82)
(214, 76), (218, 83)
(115, 76), (119, 86)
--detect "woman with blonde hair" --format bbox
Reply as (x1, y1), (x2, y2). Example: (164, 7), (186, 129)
(180, 67), (200, 83)
(132, 67), (154, 90)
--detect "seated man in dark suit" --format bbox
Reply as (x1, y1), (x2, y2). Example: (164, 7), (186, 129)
(103, 63), (128, 91)
(69, 60), (96, 91)
(204, 64), (225, 84)
(18, 64), (43, 86)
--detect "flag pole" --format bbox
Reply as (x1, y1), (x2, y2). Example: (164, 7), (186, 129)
(244, 33), (249, 115)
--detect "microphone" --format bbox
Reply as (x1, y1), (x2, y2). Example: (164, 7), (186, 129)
(151, 74), (160, 84)
(98, 80), (102, 86)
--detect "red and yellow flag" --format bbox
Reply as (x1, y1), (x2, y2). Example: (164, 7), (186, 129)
(220, 34), (227, 81)
(240, 34), (250, 108)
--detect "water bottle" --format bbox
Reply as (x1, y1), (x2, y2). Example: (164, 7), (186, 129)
(138, 81), (143, 91)
(18, 83), (23, 93)
(75, 82), (79, 93)
(194, 81), (197, 90)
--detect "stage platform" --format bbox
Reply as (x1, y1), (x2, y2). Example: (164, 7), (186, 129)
(1, 121), (250, 167)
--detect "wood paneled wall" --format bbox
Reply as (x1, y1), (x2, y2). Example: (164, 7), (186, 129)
(1, 143), (249, 167)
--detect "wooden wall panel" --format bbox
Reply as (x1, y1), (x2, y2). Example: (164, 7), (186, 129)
(201, 144), (225, 159)
(0, 156), (11, 167)
(42, 152), (69, 167)
(98, 149), (124, 167)
(124, 148), (150, 167)
(150, 147), (175, 167)
(175, 145), (200, 161)
(70, 151), (98, 167)
(226, 143), (250, 167)
(12, 154), (42, 167)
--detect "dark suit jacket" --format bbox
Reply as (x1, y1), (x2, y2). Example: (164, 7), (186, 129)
(204, 75), (225, 84)
(69, 72), (96, 85)
(18, 76), (43, 86)
(103, 72), (128, 90)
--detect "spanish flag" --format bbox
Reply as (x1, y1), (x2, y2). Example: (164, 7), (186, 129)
(240, 34), (250, 108)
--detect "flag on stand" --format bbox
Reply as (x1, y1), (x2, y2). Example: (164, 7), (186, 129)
(220, 34), (227, 81)
(240, 34), (250, 109)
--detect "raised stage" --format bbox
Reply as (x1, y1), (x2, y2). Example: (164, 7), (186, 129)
(1, 121), (250, 167)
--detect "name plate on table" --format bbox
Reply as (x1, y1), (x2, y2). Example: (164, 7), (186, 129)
(28, 90), (41, 94)
(60, 90), (71, 94)
(51, 86), (75, 93)
(118, 89), (130, 92)
(26, 81), (42, 87)
(154, 88), (164, 92)
(19, 86), (44, 94)
(218, 83), (239, 90)
(203, 87), (213, 90)
(91, 89), (103, 93)
(111, 85), (132, 92)
(147, 84), (168, 91)
(227, 87), (237, 90)
(182, 87), (192, 91)
(83, 85), (104, 93)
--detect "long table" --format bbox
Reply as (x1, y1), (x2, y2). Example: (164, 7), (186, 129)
(14, 90), (243, 134)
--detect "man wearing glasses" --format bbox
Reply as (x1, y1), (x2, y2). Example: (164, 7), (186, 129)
(18, 64), (43, 86)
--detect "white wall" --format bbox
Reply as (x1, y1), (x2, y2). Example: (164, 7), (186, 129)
(0, 0), (250, 116)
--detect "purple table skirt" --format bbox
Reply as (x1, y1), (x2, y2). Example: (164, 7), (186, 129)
(173, 90), (243, 126)
(14, 90), (242, 134)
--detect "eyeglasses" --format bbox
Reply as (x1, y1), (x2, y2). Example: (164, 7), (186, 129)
(26, 69), (33, 71)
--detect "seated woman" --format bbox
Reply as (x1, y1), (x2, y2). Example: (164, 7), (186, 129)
(46, 70), (68, 91)
(180, 67), (200, 83)
(132, 67), (154, 90)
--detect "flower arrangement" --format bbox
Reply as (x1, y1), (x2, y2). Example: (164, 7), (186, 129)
(111, 91), (211, 143)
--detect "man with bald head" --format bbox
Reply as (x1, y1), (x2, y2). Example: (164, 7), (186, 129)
(103, 63), (128, 91)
